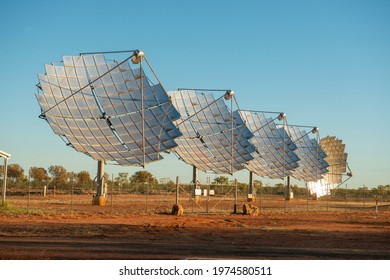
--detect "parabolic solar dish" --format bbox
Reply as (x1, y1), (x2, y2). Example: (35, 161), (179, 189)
(239, 110), (300, 179)
(320, 136), (348, 185)
(307, 136), (351, 197)
(169, 89), (256, 174)
(288, 126), (329, 182)
(36, 50), (182, 166)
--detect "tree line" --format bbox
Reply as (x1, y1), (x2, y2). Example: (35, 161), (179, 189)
(1, 164), (389, 198)
(0, 163), (159, 192)
(206, 176), (390, 198)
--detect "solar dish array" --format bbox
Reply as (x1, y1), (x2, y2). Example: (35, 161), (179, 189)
(320, 136), (348, 185)
(288, 127), (329, 182)
(36, 50), (353, 186)
(169, 89), (255, 174)
(36, 53), (181, 166)
(239, 110), (300, 179)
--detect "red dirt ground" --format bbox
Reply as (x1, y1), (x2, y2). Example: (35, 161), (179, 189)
(1, 208), (389, 259)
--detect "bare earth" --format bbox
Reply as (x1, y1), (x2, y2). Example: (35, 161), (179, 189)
(1, 205), (390, 259)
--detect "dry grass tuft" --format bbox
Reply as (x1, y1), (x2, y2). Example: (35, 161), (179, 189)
(242, 203), (259, 216)
(171, 204), (184, 216)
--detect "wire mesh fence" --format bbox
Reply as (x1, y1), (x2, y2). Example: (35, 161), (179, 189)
(2, 181), (390, 215)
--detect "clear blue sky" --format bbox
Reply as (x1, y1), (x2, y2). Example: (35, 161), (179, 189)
(1, 0), (389, 188)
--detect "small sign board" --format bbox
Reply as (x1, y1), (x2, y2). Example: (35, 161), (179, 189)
(195, 189), (202, 196)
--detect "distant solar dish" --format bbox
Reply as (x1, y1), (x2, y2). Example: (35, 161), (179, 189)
(308, 136), (352, 197)
(320, 136), (348, 184)
(36, 50), (181, 167)
(288, 126), (329, 182)
(239, 110), (300, 179)
(169, 89), (255, 175)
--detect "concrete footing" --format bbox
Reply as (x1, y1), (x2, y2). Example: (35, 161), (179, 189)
(92, 196), (106, 206)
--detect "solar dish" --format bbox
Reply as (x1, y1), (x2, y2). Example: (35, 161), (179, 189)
(308, 136), (351, 197)
(169, 89), (256, 174)
(36, 50), (182, 167)
(320, 136), (348, 185)
(239, 110), (300, 179)
(288, 126), (329, 182)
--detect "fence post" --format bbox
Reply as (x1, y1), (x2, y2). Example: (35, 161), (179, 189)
(71, 173), (74, 216)
(27, 176), (31, 214)
(306, 182), (309, 212)
(259, 182), (262, 213)
(345, 184), (348, 212)
(375, 196), (378, 214)
(326, 183), (329, 212)
(145, 182), (149, 213)
(206, 177), (210, 214)
(234, 179), (238, 214)
(175, 176), (179, 205)
(363, 184), (366, 210)
(111, 174), (114, 214)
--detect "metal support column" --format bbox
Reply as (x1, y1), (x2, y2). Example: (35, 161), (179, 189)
(93, 160), (106, 206)
(248, 171), (254, 202)
(285, 176), (292, 201)
(193, 165), (199, 203)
